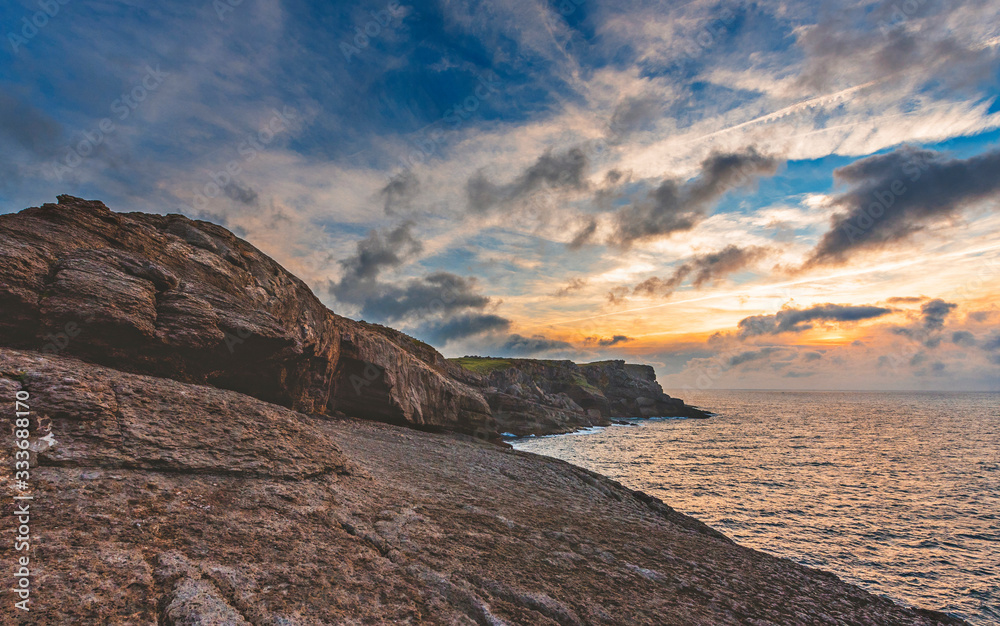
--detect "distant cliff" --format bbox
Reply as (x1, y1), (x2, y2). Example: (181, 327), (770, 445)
(450, 357), (711, 436)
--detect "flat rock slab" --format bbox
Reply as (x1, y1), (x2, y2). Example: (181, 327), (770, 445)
(0, 349), (964, 625)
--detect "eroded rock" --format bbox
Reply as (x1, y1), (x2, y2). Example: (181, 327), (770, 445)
(0, 196), (494, 438)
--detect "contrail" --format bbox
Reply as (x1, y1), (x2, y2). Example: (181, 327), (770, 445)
(684, 80), (885, 145)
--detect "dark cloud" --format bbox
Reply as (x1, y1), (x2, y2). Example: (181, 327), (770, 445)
(359, 272), (492, 323)
(806, 146), (1000, 266)
(330, 224), (501, 335)
(803, 351), (824, 361)
(467, 146), (590, 213)
(607, 94), (663, 142)
(585, 335), (632, 347)
(610, 148), (781, 247)
(968, 311), (995, 323)
(784, 370), (815, 378)
(497, 334), (574, 356)
(892, 326), (941, 349)
(796, 1), (998, 92)
(606, 286), (630, 305)
(330, 222), (423, 302)
(380, 170), (420, 215)
(951, 331), (976, 347)
(920, 299), (958, 330)
(568, 217), (598, 249)
(633, 245), (771, 298)
(224, 182), (259, 206)
(983, 334), (1000, 352)
(728, 347), (782, 366)
(0, 93), (63, 155)
(886, 296), (926, 305)
(887, 299), (958, 349)
(551, 277), (588, 297)
(738, 303), (893, 337)
(419, 313), (511, 345)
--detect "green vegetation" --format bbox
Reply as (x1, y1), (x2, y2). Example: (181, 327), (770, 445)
(569, 373), (601, 393)
(449, 357), (514, 374)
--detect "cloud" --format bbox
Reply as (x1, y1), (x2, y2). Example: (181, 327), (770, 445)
(806, 146), (1000, 266)
(0, 93), (62, 155)
(952, 331), (976, 347)
(728, 347), (783, 366)
(607, 94), (664, 141)
(329, 222), (423, 303)
(983, 334), (1000, 352)
(497, 334), (574, 356)
(738, 303), (893, 337)
(784, 370), (815, 378)
(330, 224), (502, 334)
(886, 296), (926, 305)
(358, 272), (493, 323)
(632, 245), (772, 298)
(380, 170), (420, 215)
(610, 148), (781, 247)
(419, 313), (511, 345)
(568, 217), (598, 249)
(466, 146), (590, 213)
(585, 335), (632, 347)
(551, 277), (588, 297)
(888, 299), (958, 348)
(920, 299), (958, 330)
(224, 182), (260, 206)
(803, 351), (824, 361)
(795, 1), (999, 93)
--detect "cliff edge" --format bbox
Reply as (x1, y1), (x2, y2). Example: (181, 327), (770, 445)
(452, 357), (711, 436)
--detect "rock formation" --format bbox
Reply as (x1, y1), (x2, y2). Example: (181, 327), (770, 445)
(0, 196), (493, 439)
(451, 358), (711, 436)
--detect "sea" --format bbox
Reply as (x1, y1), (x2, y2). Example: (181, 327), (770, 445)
(511, 390), (1000, 625)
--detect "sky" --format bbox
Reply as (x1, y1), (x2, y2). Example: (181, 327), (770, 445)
(2, 0), (999, 391)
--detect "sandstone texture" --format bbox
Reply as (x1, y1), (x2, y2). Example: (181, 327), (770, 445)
(0, 196), (493, 438)
(451, 358), (711, 436)
(0, 347), (965, 625)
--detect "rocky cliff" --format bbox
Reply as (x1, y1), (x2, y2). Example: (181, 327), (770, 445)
(451, 357), (711, 436)
(0, 196), (494, 439)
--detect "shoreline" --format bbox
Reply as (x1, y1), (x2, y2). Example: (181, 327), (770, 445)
(510, 397), (985, 625)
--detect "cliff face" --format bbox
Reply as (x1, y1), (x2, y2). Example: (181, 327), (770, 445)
(452, 357), (711, 436)
(0, 196), (493, 438)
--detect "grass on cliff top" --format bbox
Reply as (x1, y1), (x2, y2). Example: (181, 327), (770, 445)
(449, 357), (514, 374)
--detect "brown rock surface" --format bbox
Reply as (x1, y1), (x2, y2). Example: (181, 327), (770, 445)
(452, 358), (711, 436)
(0, 347), (966, 625)
(0, 196), (493, 438)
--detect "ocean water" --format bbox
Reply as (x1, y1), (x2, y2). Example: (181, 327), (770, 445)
(511, 390), (1000, 625)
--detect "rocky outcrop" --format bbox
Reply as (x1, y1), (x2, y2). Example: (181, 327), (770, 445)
(579, 360), (707, 420)
(452, 358), (711, 436)
(0, 196), (494, 438)
(0, 346), (966, 625)
(0, 348), (352, 478)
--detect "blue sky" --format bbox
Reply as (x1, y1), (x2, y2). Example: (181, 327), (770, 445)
(2, 0), (999, 389)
